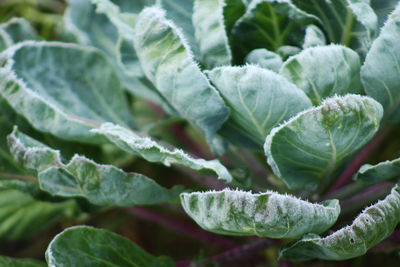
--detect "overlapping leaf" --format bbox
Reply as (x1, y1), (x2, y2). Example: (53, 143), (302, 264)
(0, 41), (134, 143)
(180, 189), (340, 238)
(302, 25), (326, 48)
(0, 18), (37, 52)
(370, 0), (398, 27)
(264, 95), (383, 190)
(280, 45), (362, 105)
(8, 127), (181, 206)
(245, 49), (283, 72)
(133, 7), (230, 143)
(361, 2), (400, 121)
(46, 226), (174, 267)
(355, 157), (400, 184)
(92, 123), (233, 183)
(279, 185), (400, 261)
(0, 256), (45, 267)
(206, 65), (311, 147)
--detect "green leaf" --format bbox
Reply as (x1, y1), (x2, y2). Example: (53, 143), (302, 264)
(180, 189), (340, 238)
(46, 225), (174, 267)
(193, 0), (246, 68)
(133, 7), (230, 143)
(92, 123), (233, 183)
(361, 3), (400, 122)
(244, 48), (283, 72)
(0, 18), (37, 52)
(277, 45), (301, 59)
(291, 0), (378, 54)
(279, 184), (400, 261)
(302, 25), (326, 48)
(370, 0), (398, 27)
(0, 41), (134, 144)
(0, 256), (45, 267)
(8, 127), (181, 206)
(280, 45), (362, 105)
(354, 158), (400, 185)
(264, 94), (383, 190)
(206, 65), (312, 147)
(0, 189), (78, 241)
(231, 0), (314, 61)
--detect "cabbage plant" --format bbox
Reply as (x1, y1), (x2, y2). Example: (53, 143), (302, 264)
(1, 0), (400, 266)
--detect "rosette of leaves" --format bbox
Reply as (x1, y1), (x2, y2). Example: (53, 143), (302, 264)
(0, 0), (400, 266)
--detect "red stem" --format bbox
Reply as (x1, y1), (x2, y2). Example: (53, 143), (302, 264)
(328, 127), (392, 194)
(126, 207), (236, 250)
(170, 124), (210, 159)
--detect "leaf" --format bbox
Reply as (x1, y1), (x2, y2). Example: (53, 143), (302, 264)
(279, 184), (400, 261)
(291, 0), (378, 54)
(0, 41), (134, 144)
(193, 0), (246, 68)
(354, 158), (400, 185)
(361, 3), (400, 122)
(0, 18), (37, 52)
(0, 189), (78, 241)
(302, 25), (326, 48)
(231, 0), (314, 61)
(264, 94), (383, 190)
(8, 127), (181, 206)
(280, 45), (362, 105)
(180, 189), (340, 238)
(206, 65), (312, 147)
(0, 256), (45, 267)
(244, 48), (283, 72)
(133, 7), (230, 143)
(46, 225), (174, 267)
(370, 0), (398, 27)
(92, 123), (233, 183)
(277, 45), (301, 59)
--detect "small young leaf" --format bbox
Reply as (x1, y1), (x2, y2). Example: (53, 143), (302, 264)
(245, 49), (283, 73)
(92, 123), (233, 183)
(279, 184), (400, 261)
(355, 158), (400, 185)
(180, 189), (340, 238)
(8, 127), (181, 206)
(280, 45), (362, 105)
(302, 25), (326, 49)
(265, 95), (383, 190)
(0, 41), (134, 143)
(206, 65), (312, 146)
(46, 225), (174, 267)
(0, 255), (45, 267)
(133, 7), (230, 143)
(361, 2), (400, 121)
(0, 189), (78, 241)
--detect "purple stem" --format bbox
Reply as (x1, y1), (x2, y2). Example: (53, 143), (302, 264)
(328, 127), (392, 194)
(176, 238), (275, 266)
(170, 124), (210, 159)
(126, 207), (236, 250)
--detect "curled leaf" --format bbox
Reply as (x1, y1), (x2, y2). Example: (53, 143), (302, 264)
(355, 158), (400, 185)
(180, 189), (340, 238)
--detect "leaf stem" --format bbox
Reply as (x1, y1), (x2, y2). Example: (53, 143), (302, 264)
(327, 126), (392, 194)
(126, 206), (236, 250)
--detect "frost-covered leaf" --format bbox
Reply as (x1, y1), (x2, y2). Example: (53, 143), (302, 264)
(133, 7), (230, 143)
(46, 225), (174, 267)
(245, 49), (283, 73)
(0, 189), (78, 241)
(361, 3), (400, 122)
(193, 0), (246, 68)
(264, 95), (383, 190)
(8, 127), (181, 206)
(277, 45), (301, 59)
(206, 66), (311, 147)
(291, 0), (378, 54)
(279, 184), (400, 261)
(280, 45), (362, 105)
(302, 25), (326, 49)
(0, 41), (134, 143)
(0, 256), (45, 267)
(370, 0), (398, 27)
(355, 158), (400, 185)
(180, 189), (340, 238)
(93, 123), (233, 183)
(0, 18), (37, 52)
(231, 0), (314, 60)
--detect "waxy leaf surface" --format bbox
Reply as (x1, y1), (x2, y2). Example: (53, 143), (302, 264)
(264, 95), (383, 190)
(280, 45), (362, 105)
(279, 185), (400, 261)
(180, 189), (340, 238)
(46, 226), (174, 267)
(355, 157), (400, 185)
(302, 25), (326, 49)
(245, 49), (283, 73)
